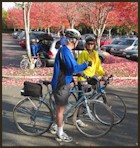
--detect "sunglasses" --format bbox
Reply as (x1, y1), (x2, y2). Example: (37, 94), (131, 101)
(87, 42), (94, 45)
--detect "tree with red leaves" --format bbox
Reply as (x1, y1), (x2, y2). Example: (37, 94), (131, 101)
(6, 8), (24, 31)
(57, 2), (81, 30)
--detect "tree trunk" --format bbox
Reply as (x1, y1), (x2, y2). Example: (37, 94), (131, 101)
(108, 28), (112, 39)
(96, 37), (100, 50)
(23, 2), (34, 69)
(47, 27), (50, 34)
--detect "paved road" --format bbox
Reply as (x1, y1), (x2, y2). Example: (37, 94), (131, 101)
(2, 33), (26, 68)
(2, 33), (138, 146)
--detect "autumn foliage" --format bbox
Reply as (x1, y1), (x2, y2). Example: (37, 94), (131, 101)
(5, 2), (138, 32)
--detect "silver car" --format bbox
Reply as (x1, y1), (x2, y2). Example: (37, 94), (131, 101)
(110, 38), (138, 56)
(122, 46), (138, 61)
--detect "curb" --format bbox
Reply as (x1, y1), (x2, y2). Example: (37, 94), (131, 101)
(2, 75), (138, 80)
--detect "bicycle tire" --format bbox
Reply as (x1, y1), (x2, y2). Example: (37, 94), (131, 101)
(20, 58), (29, 69)
(13, 97), (53, 136)
(41, 59), (46, 67)
(96, 93), (126, 125)
(35, 59), (42, 68)
(73, 99), (114, 138)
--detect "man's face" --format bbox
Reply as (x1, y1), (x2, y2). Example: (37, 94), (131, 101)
(73, 39), (79, 48)
(86, 41), (96, 50)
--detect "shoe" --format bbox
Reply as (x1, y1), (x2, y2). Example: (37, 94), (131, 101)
(76, 120), (88, 127)
(50, 123), (57, 134)
(56, 132), (73, 143)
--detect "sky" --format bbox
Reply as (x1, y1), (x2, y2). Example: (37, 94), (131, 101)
(2, 2), (15, 11)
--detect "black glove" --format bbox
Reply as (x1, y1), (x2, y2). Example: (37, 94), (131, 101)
(86, 61), (92, 67)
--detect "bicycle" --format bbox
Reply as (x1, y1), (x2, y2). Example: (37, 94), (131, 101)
(20, 53), (44, 69)
(72, 73), (126, 125)
(13, 80), (114, 138)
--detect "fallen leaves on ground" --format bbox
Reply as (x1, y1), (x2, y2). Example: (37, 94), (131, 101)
(2, 55), (138, 87)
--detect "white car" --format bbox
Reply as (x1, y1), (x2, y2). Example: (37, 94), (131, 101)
(44, 39), (105, 66)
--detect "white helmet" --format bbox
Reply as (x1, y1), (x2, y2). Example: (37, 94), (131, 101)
(65, 29), (81, 40)
(31, 39), (36, 42)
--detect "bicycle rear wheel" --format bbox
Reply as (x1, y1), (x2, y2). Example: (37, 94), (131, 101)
(96, 93), (126, 125)
(73, 100), (114, 138)
(13, 97), (53, 136)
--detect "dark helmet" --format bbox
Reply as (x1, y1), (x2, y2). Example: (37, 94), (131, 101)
(85, 35), (96, 42)
(65, 29), (81, 40)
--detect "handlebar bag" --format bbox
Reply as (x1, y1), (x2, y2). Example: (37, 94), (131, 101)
(87, 76), (99, 85)
(21, 81), (42, 97)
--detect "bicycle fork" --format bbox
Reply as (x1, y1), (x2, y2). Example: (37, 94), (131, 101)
(85, 99), (95, 121)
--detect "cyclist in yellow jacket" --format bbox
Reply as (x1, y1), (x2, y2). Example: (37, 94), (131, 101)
(77, 35), (105, 82)
(75, 35), (106, 128)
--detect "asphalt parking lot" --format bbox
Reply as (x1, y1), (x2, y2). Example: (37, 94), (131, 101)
(2, 33), (138, 146)
(2, 85), (138, 146)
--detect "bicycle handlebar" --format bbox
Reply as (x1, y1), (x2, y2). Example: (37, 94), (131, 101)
(73, 73), (114, 88)
(100, 74), (114, 88)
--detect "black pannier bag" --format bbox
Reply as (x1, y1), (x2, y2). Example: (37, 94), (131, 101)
(21, 81), (42, 97)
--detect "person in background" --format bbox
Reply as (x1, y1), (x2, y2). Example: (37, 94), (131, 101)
(50, 29), (91, 142)
(30, 39), (41, 58)
(59, 31), (67, 46)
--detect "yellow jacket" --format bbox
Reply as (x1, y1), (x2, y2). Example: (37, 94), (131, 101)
(77, 49), (105, 81)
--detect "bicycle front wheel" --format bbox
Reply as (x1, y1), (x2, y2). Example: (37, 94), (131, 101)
(20, 58), (29, 69)
(73, 100), (114, 138)
(13, 97), (53, 136)
(96, 93), (126, 125)
(35, 59), (42, 68)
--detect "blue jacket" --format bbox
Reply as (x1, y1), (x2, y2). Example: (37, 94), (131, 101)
(51, 45), (88, 89)
(30, 44), (41, 57)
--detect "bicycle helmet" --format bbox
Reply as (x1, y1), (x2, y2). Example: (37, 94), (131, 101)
(85, 35), (96, 42)
(31, 39), (37, 43)
(65, 29), (81, 40)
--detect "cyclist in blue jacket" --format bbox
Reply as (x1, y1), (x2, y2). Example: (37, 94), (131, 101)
(51, 29), (91, 142)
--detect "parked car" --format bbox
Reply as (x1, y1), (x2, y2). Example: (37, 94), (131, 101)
(12, 31), (22, 39)
(43, 38), (105, 66)
(19, 32), (50, 49)
(17, 31), (25, 41)
(110, 38), (138, 56)
(122, 46), (138, 61)
(101, 39), (123, 53)
(19, 33), (39, 49)
(100, 37), (112, 47)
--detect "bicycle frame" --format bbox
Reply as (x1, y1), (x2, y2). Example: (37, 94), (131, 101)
(26, 78), (107, 124)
